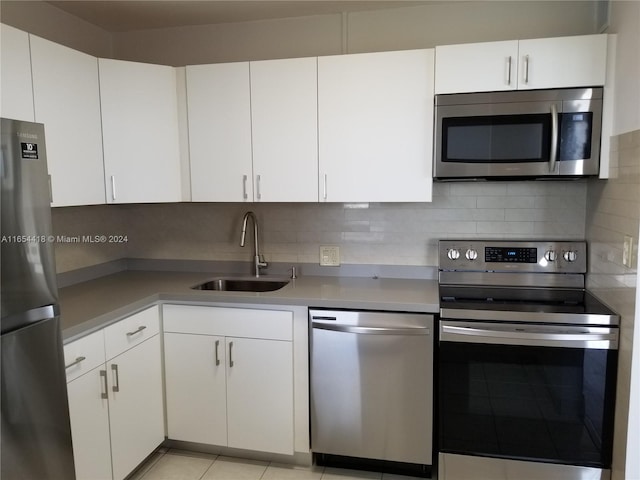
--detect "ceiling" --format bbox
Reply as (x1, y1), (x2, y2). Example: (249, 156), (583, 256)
(46, 1), (433, 33)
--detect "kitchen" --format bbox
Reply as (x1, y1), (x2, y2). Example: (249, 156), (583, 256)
(0, 1), (638, 479)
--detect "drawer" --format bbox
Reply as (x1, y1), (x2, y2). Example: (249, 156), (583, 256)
(104, 306), (160, 360)
(64, 329), (106, 383)
(163, 305), (292, 341)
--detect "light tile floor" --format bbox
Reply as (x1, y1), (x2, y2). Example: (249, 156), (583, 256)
(128, 448), (429, 480)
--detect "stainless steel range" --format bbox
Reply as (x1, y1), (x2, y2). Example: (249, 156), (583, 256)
(437, 240), (619, 480)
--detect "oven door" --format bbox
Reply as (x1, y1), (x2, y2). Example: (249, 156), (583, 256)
(439, 319), (618, 469)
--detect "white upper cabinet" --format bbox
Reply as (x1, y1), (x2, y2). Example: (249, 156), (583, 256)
(250, 57), (318, 202)
(1, 24), (34, 121)
(435, 40), (519, 94)
(318, 49), (434, 202)
(435, 34), (607, 94)
(99, 58), (181, 204)
(187, 62), (253, 202)
(517, 34), (607, 90)
(30, 35), (105, 206)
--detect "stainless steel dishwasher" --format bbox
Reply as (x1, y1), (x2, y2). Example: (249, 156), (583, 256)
(310, 309), (433, 477)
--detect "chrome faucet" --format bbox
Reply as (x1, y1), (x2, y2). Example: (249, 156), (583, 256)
(240, 211), (268, 277)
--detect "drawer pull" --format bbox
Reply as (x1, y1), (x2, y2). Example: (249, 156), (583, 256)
(111, 364), (120, 392)
(100, 370), (108, 399)
(65, 356), (86, 369)
(126, 325), (147, 337)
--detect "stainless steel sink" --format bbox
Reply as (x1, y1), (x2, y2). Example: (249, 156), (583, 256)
(191, 277), (289, 293)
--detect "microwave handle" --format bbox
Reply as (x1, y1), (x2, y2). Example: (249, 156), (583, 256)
(549, 103), (558, 173)
(549, 103), (559, 173)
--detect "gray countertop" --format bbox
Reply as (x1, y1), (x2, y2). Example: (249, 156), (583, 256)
(59, 271), (439, 342)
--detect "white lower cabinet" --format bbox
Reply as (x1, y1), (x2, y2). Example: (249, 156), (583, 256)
(66, 345), (112, 480)
(64, 306), (164, 480)
(163, 305), (294, 455)
(164, 333), (228, 446)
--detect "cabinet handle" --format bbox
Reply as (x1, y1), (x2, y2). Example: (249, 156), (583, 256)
(111, 364), (120, 392)
(65, 356), (86, 369)
(323, 174), (327, 200)
(506, 56), (512, 86)
(242, 175), (248, 200)
(215, 339), (220, 366)
(110, 175), (117, 201)
(256, 175), (262, 200)
(229, 341), (234, 367)
(100, 370), (108, 399)
(523, 54), (530, 84)
(126, 325), (147, 337)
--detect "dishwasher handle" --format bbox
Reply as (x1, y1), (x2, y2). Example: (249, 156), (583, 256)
(312, 322), (430, 336)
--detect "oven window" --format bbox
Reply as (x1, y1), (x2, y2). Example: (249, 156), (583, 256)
(442, 114), (551, 163)
(439, 342), (617, 468)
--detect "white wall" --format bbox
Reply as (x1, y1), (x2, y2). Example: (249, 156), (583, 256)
(110, 1), (598, 66)
(586, 2), (640, 478)
(608, 0), (640, 136)
(0, 0), (112, 57)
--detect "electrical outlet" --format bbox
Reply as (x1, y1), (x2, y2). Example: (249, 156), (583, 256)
(320, 245), (340, 266)
(623, 235), (634, 268)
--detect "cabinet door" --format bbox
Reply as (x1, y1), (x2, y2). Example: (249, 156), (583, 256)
(226, 337), (293, 455)
(30, 35), (105, 206)
(164, 333), (227, 445)
(67, 368), (113, 480)
(108, 335), (164, 480)
(187, 62), (253, 202)
(518, 34), (607, 90)
(435, 40), (518, 94)
(99, 58), (181, 204)
(0, 24), (34, 121)
(250, 57), (318, 202)
(318, 49), (434, 202)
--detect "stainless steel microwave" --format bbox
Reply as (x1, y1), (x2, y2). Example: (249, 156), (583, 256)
(433, 87), (603, 180)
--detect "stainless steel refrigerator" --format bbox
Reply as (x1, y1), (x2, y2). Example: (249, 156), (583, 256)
(1, 118), (75, 479)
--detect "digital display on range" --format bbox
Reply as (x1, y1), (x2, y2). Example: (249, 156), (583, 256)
(485, 247), (538, 263)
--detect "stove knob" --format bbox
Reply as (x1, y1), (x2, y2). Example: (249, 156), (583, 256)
(544, 250), (557, 262)
(447, 248), (461, 260)
(466, 249), (478, 261)
(563, 250), (578, 262)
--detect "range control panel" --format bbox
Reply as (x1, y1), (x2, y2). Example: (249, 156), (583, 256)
(439, 240), (587, 273)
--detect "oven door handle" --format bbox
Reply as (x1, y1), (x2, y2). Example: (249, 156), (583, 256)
(440, 322), (618, 349)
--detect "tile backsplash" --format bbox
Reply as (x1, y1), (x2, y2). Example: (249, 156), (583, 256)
(52, 180), (587, 274)
(586, 129), (640, 479)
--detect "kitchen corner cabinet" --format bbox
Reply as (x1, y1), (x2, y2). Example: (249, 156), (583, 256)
(30, 35), (105, 206)
(318, 49), (434, 202)
(99, 59), (181, 204)
(163, 305), (294, 455)
(187, 62), (253, 202)
(435, 34), (607, 94)
(0, 24), (34, 122)
(250, 57), (318, 202)
(64, 306), (164, 480)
